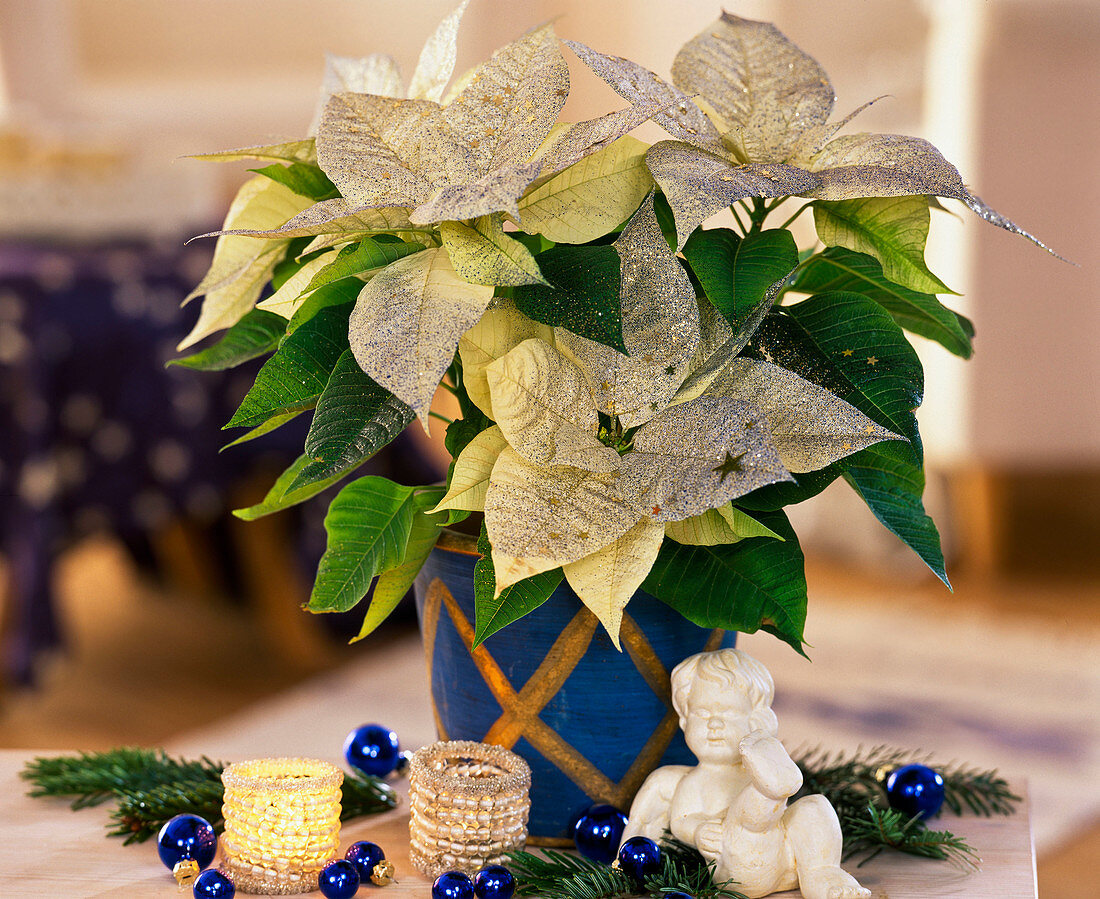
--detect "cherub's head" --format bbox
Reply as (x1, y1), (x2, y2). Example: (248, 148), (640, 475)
(671, 649), (779, 764)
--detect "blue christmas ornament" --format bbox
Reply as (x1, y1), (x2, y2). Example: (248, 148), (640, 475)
(886, 764), (946, 819)
(345, 840), (386, 881)
(192, 869), (235, 898)
(663, 893), (695, 899)
(318, 859), (360, 899)
(433, 870), (476, 899)
(395, 749), (413, 777)
(474, 864), (516, 899)
(157, 814), (217, 871)
(571, 804), (628, 864)
(617, 835), (662, 882)
(344, 723), (401, 777)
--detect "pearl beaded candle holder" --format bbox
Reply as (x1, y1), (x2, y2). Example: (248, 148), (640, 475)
(219, 758), (343, 894)
(408, 740), (531, 878)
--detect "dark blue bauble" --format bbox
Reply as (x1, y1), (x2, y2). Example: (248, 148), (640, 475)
(474, 864), (516, 899)
(192, 869), (235, 898)
(663, 893), (695, 899)
(345, 840), (386, 881)
(617, 835), (662, 883)
(318, 859), (360, 899)
(433, 870), (476, 899)
(344, 723), (401, 777)
(394, 749), (413, 777)
(157, 814), (217, 871)
(886, 764), (946, 819)
(572, 804), (628, 864)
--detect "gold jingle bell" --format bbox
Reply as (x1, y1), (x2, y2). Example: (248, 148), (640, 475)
(371, 859), (396, 886)
(172, 859), (201, 887)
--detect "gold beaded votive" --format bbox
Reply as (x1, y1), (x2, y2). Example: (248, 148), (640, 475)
(219, 758), (343, 894)
(408, 740), (531, 878)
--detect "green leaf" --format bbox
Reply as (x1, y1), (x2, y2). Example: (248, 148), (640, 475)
(354, 489), (446, 641)
(749, 297), (947, 581)
(221, 410), (304, 450)
(793, 247), (973, 358)
(512, 245), (625, 353)
(307, 477), (420, 614)
(641, 509), (808, 653)
(170, 309), (287, 371)
(843, 441), (949, 586)
(813, 196), (954, 296)
(737, 463), (845, 511)
(472, 525), (562, 646)
(286, 279), (364, 335)
(289, 350), (415, 491)
(683, 228), (798, 330)
(225, 304), (352, 430)
(751, 292), (924, 460)
(250, 162), (339, 201)
(232, 454), (358, 521)
(302, 238), (425, 295)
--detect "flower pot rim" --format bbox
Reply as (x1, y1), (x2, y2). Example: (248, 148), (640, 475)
(436, 528), (480, 556)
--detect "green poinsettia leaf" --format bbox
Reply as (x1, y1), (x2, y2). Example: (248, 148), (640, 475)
(286, 279), (364, 335)
(737, 463), (846, 512)
(232, 453), (361, 521)
(682, 228), (798, 331)
(473, 524), (562, 646)
(221, 410), (304, 450)
(349, 247), (495, 426)
(512, 245), (625, 353)
(250, 162), (339, 201)
(354, 489), (447, 641)
(793, 247), (974, 358)
(189, 139), (317, 165)
(225, 304), (351, 430)
(307, 477), (421, 614)
(665, 504), (782, 546)
(289, 350), (415, 491)
(813, 196), (954, 296)
(843, 441), (949, 586)
(170, 309), (286, 371)
(301, 237), (425, 296)
(642, 508), (808, 654)
(751, 292), (924, 460)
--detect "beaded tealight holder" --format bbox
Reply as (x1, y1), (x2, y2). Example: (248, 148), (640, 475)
(219, 758), (343, 895)
(408, 740), (531, 878)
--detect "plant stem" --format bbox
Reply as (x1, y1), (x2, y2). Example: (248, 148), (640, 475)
(777, 201), (814, 231)
(428, 411), (454, 425)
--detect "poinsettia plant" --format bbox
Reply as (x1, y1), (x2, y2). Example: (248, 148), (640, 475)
(176, 7), (1054, 652)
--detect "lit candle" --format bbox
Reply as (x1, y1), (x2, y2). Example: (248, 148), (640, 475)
(219, 758), (343, 894)
(408, 740), (531, 878)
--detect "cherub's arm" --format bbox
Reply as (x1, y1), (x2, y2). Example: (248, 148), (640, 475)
(739, 730), (803, 800)
(622, 766), (689, 844)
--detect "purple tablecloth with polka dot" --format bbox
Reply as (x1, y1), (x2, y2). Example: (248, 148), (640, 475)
(0, 238), (439, 683)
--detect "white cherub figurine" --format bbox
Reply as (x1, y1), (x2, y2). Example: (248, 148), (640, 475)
(622, 649), (870, 899)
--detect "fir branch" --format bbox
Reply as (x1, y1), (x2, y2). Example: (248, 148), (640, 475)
(938, 762), (1020, 817)
(508, 840), (747, 899)
(21, 747), (223, 810)
(842, 807), (981, 870)
(23, 748), (398, 844)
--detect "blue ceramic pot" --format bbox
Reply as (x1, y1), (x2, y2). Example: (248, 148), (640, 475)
(413, 532), (734, 842)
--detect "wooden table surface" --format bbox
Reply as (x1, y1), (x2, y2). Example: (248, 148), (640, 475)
(0, 750), (1037, 898)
